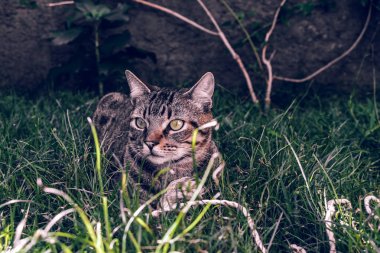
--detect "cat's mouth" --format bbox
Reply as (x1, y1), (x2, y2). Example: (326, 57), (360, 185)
(145, 150), (180, 165)
(142, 145), (182, 164)
(144, 151), (166, 162)
(148, 153), (163, 158)
(145, 154), (169, 165)
(148, 149), (164, 157)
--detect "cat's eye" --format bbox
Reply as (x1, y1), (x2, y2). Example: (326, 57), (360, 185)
(169, 119), (184, 131)
(135, 118), (146, 129)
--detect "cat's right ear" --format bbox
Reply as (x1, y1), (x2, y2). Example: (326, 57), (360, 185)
(125, 70), (151, 99)
(184, 72), (215, 107)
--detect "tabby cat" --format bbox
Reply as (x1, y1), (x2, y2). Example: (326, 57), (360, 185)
(93, 70), (220, 205)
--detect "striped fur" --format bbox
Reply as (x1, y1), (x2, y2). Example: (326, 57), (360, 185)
(93, 71), (219, 197)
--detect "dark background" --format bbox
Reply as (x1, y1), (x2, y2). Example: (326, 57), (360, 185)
(1, 0), (379, 100)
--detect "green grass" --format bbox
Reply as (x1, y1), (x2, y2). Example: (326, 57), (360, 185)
(0, 90), (379, 252)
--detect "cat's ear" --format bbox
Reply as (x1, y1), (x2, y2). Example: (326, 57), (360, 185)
(125, 70), (151, 99)
(185, 72), (215, 106)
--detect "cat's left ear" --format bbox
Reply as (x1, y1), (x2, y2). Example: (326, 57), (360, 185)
(185, 72), (215, 107)
(125, 70), (151, 99)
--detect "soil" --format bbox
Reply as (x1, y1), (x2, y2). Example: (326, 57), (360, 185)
(0, 0), (379, 97)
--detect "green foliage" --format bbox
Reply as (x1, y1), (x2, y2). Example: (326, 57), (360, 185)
(0, 91), (379, 252)
(49, 0), (154, 95)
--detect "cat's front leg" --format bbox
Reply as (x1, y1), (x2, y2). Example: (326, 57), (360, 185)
(159, 177), (204, 211)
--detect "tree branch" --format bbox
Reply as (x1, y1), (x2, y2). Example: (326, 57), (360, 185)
(132, 0), (219, 36)
(197, 0), (259, 104)
(274, 1), (372, 83)
(220, 0), (263, 71)
(133, 0), (259, 104)
(262, 0), (287, 110)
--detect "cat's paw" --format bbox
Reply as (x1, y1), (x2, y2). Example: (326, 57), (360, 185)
(159, 177), (204, 211)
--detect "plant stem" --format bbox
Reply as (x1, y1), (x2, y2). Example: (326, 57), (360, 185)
(133, 0), (259, 104)
(220, 0), (263, 71)
(132, 0), (218, 36)
(262, 0), (287, 111)
(197, 0), (259, 104)
(274, 0), (372, 83)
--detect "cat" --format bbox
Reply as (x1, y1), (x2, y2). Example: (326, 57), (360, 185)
(93, 70), (221, 207)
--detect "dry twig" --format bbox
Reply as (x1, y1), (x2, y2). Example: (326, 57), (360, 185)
(273, 1), (372, 83)
(220, 0), (263, 71)
(132, 0), (218, 36)
(197, 0), (259, 104)
(132, 0), (259, 104)
(262, 0), (287, 110)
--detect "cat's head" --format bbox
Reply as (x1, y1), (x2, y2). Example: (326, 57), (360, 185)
(125, 70), (215, 166)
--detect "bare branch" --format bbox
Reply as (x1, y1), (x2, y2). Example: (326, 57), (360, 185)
(262, 0), (287, 109)
(197, 0), (259, 104)
(220, 0), (263, 71)
(132, 0), (219, 36)
(132, 0), (259, 104)
(47, 1), (74, 7)
(274, 1), (372, 83)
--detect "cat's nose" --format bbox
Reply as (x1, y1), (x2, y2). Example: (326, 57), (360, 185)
(145, 141), (158, 150)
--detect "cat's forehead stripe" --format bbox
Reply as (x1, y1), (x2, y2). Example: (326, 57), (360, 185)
(149, 92), (158, 102)
(145, 90), (176, 117)
(167, 92), (175, 105)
